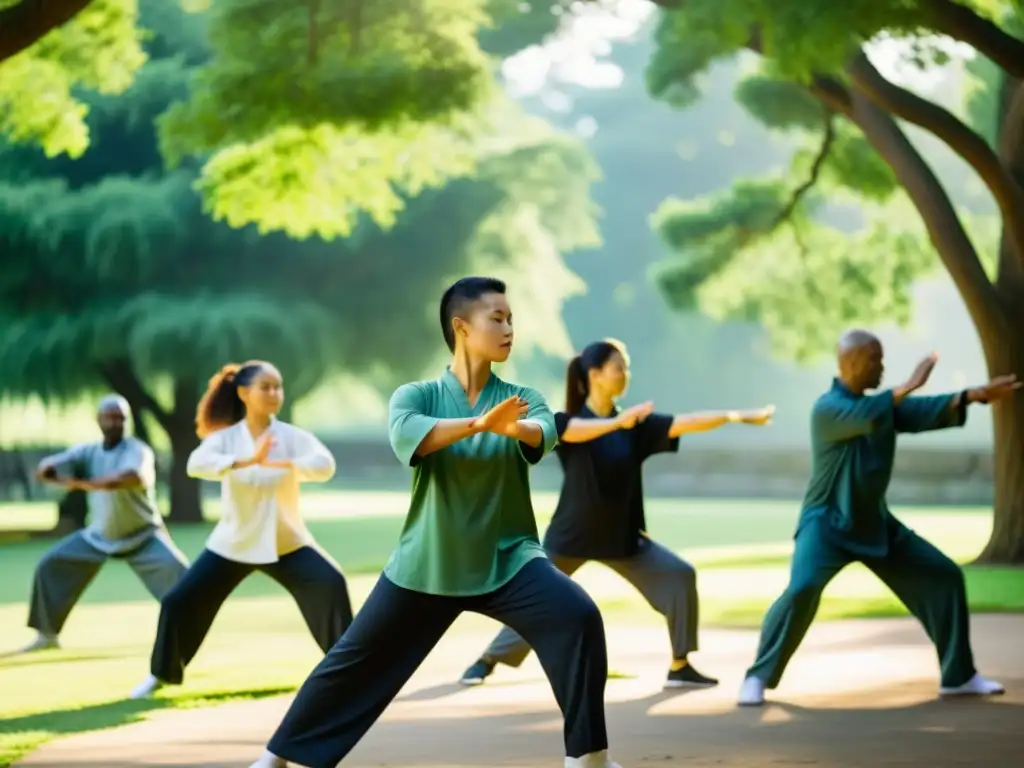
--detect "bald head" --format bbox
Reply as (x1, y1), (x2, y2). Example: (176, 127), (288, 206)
(837, 329), (879, 359)
(97, 393), (130, 445)
(836, 329), (884, 392)
(98, 394), (130, 416)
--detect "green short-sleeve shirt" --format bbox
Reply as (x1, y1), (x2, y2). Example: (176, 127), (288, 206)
(384, 368), (557, 596)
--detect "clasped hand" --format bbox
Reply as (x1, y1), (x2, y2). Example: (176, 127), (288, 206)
(471, 396), (530, 437)
(245, 434), (292, 469)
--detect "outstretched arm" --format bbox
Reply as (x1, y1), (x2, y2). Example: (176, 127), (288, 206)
(559, 416), (623, 444)
(896, 375), (1021, 434)
(669, 410), (734, 438)
(894, 393), (966, 434)
(668, 405), (774, 438)
(559, 402), (655, 444)
(814, 392), (896, 442)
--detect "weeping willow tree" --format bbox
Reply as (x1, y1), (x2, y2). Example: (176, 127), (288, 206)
(0, 0), (599, 522)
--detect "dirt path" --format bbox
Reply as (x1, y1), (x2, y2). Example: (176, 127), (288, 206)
(16, 615), (1024, 767)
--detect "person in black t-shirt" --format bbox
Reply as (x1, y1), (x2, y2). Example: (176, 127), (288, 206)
(459, 338), (774, 690)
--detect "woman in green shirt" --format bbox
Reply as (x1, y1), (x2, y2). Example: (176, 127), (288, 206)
(460, 338), (773, 691)
(249, 278), (619, 768)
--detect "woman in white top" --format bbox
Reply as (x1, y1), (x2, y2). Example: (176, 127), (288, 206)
(130, 360), (353, 699)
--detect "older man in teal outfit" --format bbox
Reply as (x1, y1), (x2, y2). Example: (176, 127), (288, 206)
(738, 329), (1019, 706)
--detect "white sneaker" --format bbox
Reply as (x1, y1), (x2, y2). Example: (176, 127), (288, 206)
(19, 632), (59, 653)
(129, 674), (164, 700)
(939, 673), (1005, 697)
(248, 749), (289, 768)
(565, 750), (622, 768)
(737, 676), (766, 706)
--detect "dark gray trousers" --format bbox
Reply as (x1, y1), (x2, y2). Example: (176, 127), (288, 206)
(266, 557), (608, 768)
(28, 530), (188, 636)
(150, 546), (353, 685)
(483, 536), (699, 666)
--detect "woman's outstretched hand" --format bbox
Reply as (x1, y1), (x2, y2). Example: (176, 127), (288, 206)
(738, 405), (775, 425)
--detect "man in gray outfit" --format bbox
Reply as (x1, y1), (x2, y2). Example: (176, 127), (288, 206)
(19, 394), (189, 652)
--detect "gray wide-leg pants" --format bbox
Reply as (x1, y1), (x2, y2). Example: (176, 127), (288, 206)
(483, 536), (699, 666)
(28, 530), (189, 636)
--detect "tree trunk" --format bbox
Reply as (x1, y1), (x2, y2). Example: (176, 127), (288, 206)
(164, 376), (204, 524)
(130, 402), (152, 446)
(166, 427), (203, 524)
(975, 316), (1024, 563)
(0, 0), (94, 63)
(977, 77), (1024, 564)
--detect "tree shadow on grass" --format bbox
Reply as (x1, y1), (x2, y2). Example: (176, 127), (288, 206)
(0, 686), (295, 768)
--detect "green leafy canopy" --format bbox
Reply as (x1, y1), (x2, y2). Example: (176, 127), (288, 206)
(0, 1), (600, 410)
(644, 1), (1015, 362)
(0, 0), (146, 158)
(0, 0), (575, 240)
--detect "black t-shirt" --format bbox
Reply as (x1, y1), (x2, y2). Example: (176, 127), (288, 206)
(542, 406), (679, 559)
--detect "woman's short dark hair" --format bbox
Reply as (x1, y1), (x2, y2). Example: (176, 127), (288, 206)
(438, 276), (507, 352)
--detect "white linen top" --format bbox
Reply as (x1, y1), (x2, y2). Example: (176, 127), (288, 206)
(186, 419), (335, 564)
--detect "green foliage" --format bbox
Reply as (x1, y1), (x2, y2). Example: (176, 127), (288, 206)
(0, 1), (598, 412)
(648, 0), (935, 364)
(186, 118), (479, 239)
(655, 198), (936, 362)
(480, 0), (568, 57)
(650, 178), (812, 309)
(0, 0), (146, 157)
(963, 7), (1022, 148)
(964, 54), (1004, 148)
(155, 0), (507, 239)
(791, 123), (899, 201)
(646, 5), (751, 108)
(159, 0), (493, 153)
(1, 0), (567, 239)
(733, 76), (827, 132)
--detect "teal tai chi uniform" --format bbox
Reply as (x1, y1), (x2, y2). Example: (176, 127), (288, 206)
(263, 369), (609, 768)
(747, 378), (976, 690)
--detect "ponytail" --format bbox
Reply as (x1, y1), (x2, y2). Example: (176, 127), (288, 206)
(194, 361), (266, 438)
(564, 338), (629, 415)
(565, 356), (588, 414)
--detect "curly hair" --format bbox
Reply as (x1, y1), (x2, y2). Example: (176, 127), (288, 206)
(194, 360), (268, 438)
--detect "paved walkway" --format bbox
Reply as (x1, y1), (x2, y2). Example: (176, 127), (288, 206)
(17, 615), (1024, 767)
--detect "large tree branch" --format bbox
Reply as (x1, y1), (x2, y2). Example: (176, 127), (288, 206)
(0, 0), (95, 63)
(846, 89), (1001, 336)
(771, 112), (835, 232)
(846, 51), (1024, 270)
(996, 78), (1024, 291)
(925, 0), (1024, 80)
(806, 74), (1000, 333)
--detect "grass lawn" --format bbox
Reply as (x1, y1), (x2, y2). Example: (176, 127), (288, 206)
(0, 491), (1022, 766)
